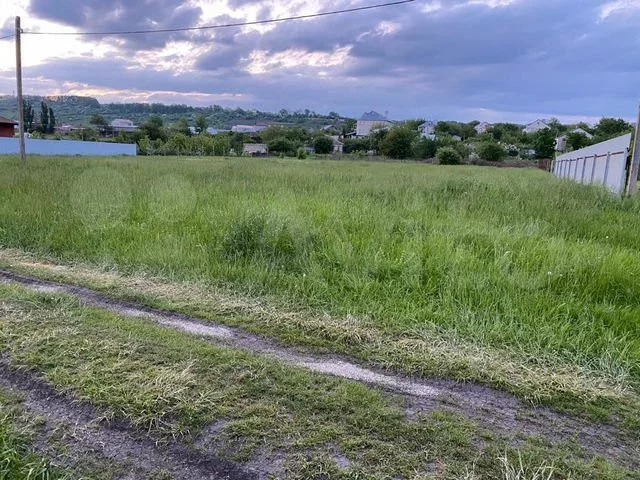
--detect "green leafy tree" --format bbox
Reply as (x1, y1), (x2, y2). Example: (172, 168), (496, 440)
(379, 127), (415, 159)
(412, 138), (437, 159)
(22, 100), (35, 133)
(593, 118), (633, 142)
(313, 135), (334, 154)
(267, 137), (296, 156)
(142, 115), (167, 141)
(173, 118), (191, 136)
(436, 147), (462, 165)
(476, 141), (507, 162)
(195, 115), (208, 134)
(90, 114), (107, 126)
(566, 132), (591, 151)
(533, 129), (556, 159)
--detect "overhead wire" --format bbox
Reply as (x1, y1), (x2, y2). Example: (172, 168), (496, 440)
(21, 0), (415, 36)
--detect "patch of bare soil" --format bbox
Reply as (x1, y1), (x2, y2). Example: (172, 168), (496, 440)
(0, 360), (254, 480)
(1, 270), (638, 471)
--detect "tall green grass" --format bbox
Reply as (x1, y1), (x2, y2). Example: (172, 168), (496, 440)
(0, 156), (639, 385)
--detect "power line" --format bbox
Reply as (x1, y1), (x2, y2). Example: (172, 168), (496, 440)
(22, 0), (415, 36)
(0, 33), (15, 40)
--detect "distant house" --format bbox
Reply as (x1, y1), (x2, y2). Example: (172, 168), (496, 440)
(0, 115), (17, 138)
(418, 121), (436, 140)
(331, 136), (344, 154)
(232, 125), (268, 134)
(110, 119), (138, 133)
(475, 121), (492, 135)
(243, 143), (268, 156)
(356, 111), (393, 137)
(523, 119), (550, 134)
(555, 128), (594, 152)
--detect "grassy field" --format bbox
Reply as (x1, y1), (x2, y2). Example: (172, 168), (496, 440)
(0, 154), (639, 477)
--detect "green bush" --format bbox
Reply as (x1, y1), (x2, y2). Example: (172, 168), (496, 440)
(436, 147), (462, 165)
(379, 127), (415, 159)
(412, 138), (437, 159)
(477, 141), (507, 162)
(313, 136), (334, 154)
(297, 147), (307, 159)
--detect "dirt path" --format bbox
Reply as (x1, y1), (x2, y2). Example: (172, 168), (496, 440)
(0, 360), (254, 480)
(1, 269), (638, 470)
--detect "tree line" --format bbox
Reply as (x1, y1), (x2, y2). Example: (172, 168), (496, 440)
(22, 100), (56, 134)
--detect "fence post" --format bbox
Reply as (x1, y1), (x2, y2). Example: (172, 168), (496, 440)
(590, 155), (597, 183)
(625, 104), (640, 195)
(603, 152), (611, 187)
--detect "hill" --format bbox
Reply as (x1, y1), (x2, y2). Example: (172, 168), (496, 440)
(0, 95), (349, 129)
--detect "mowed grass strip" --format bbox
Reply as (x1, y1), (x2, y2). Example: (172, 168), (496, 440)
(0, 284), (634, 480)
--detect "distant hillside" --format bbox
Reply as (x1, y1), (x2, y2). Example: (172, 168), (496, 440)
(0, 95), (350, 129)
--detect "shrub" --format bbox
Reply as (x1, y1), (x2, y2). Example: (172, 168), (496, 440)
(297, 147), (307, 159)
(313, 136), (334, 154)
(268, 137), (297, 156)
(412, 138), (437, 159)
(477, 141), (507, 162)
(436, 147), (462, 165)
(379, 127), (415, 159)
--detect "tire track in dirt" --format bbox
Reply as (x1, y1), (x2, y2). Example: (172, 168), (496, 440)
(0, 360), (254, 480)
(1, 269), (638, 470)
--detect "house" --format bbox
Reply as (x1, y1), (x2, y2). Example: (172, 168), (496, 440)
(475, 121), (492, 135)
(418, 121), (436, 140)
(110, 119), (138, 133)
(331, 136), (344, 154)
(555, 128), (594, 152)
(232, 125), (268, 134)
(523, 119), (550, 134)
(0, 116), (17, 138)
(55, 124), (84, 135)
(356, 111), (393, 137)
(243, 143), (268, 156)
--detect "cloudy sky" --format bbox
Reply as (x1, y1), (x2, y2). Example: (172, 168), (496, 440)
(0, 0), (638, 122)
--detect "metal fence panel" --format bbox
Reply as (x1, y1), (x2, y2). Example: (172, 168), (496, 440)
(0, 137), (136, 156)
(553, 133), (631, 194)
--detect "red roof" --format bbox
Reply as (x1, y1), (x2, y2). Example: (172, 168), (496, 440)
(0, 115), (17, 125)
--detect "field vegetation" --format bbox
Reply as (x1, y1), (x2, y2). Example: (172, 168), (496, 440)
(0, 154), (638, 477)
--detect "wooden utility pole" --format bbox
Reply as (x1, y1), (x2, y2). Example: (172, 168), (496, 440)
(627, 104), (640, 196)
(15, 16), (26, 166)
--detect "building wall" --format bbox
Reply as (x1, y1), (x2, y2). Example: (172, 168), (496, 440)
(0, 137), (137, 156)
(356, 120), (391, 137)
(0, 124), (14, 138)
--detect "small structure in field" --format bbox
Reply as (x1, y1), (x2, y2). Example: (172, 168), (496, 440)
(243, 143), (268, 156)
(0, 116), (17, 138)
(110, 119), (138, 133)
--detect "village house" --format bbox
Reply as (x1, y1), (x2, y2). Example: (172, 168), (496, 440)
(555, 128), (594, 152)
(418, 121), (436, 140)
(232, 125), (268, 134)
(331, 136), (344, 154)
(356, 111), (393, 137)
(110, 119), (138, 133)
(243, 143), (268, 156)
(523, 119), (550, 134)
(0, 116), (17, 138)
(475, 121), (492, 135)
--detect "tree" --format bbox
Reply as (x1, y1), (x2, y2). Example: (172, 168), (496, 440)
(39, 102), (49, 134)
(22, 100), (35, 133)
(412, 138), (437, 159)
(142, 115), (167, 141)
(173, 118), (191, 136)
(436, 147), (462, 165)
(313, 135), (334, 154)
(476, 141), (506, 162)
(566, 132), (590, 151)
(533, 129), (555, 159)
(47, 107), (55, 134)
(267, 137), (296, 156)
(195, 115), (208, 134)
(90, 114), (107, 126)
(379, 127), (414, 159)
(593, 118), (633, 142)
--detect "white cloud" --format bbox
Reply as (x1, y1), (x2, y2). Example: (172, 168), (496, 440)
(600, 0), (640, 20)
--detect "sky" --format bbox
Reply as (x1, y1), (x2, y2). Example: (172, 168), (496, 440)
(0, 0), (639, 122)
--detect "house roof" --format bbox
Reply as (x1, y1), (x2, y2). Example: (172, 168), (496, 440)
(359, 111), (389, 122)
(0, 115), (18, 125)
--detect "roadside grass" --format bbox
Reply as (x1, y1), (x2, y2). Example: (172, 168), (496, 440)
(0, 390), (67, 480)
(0, 155), (638, 425)
(0, 284), (636, 479)
(2, 248), (638, 432)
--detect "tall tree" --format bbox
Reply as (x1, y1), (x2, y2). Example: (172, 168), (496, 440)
(195, 115), (208, 134)
(47, 106), (55, 134)
(40, 102), (49, 134)
(22, 100), (35, 133)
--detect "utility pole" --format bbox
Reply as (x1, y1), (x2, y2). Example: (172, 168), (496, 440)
(15, 16), (26, 166)
(627, 103), (640, 196)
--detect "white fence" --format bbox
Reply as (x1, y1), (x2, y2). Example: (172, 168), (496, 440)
(553, 133), (631, 194)
(0, 137), (136, 156)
